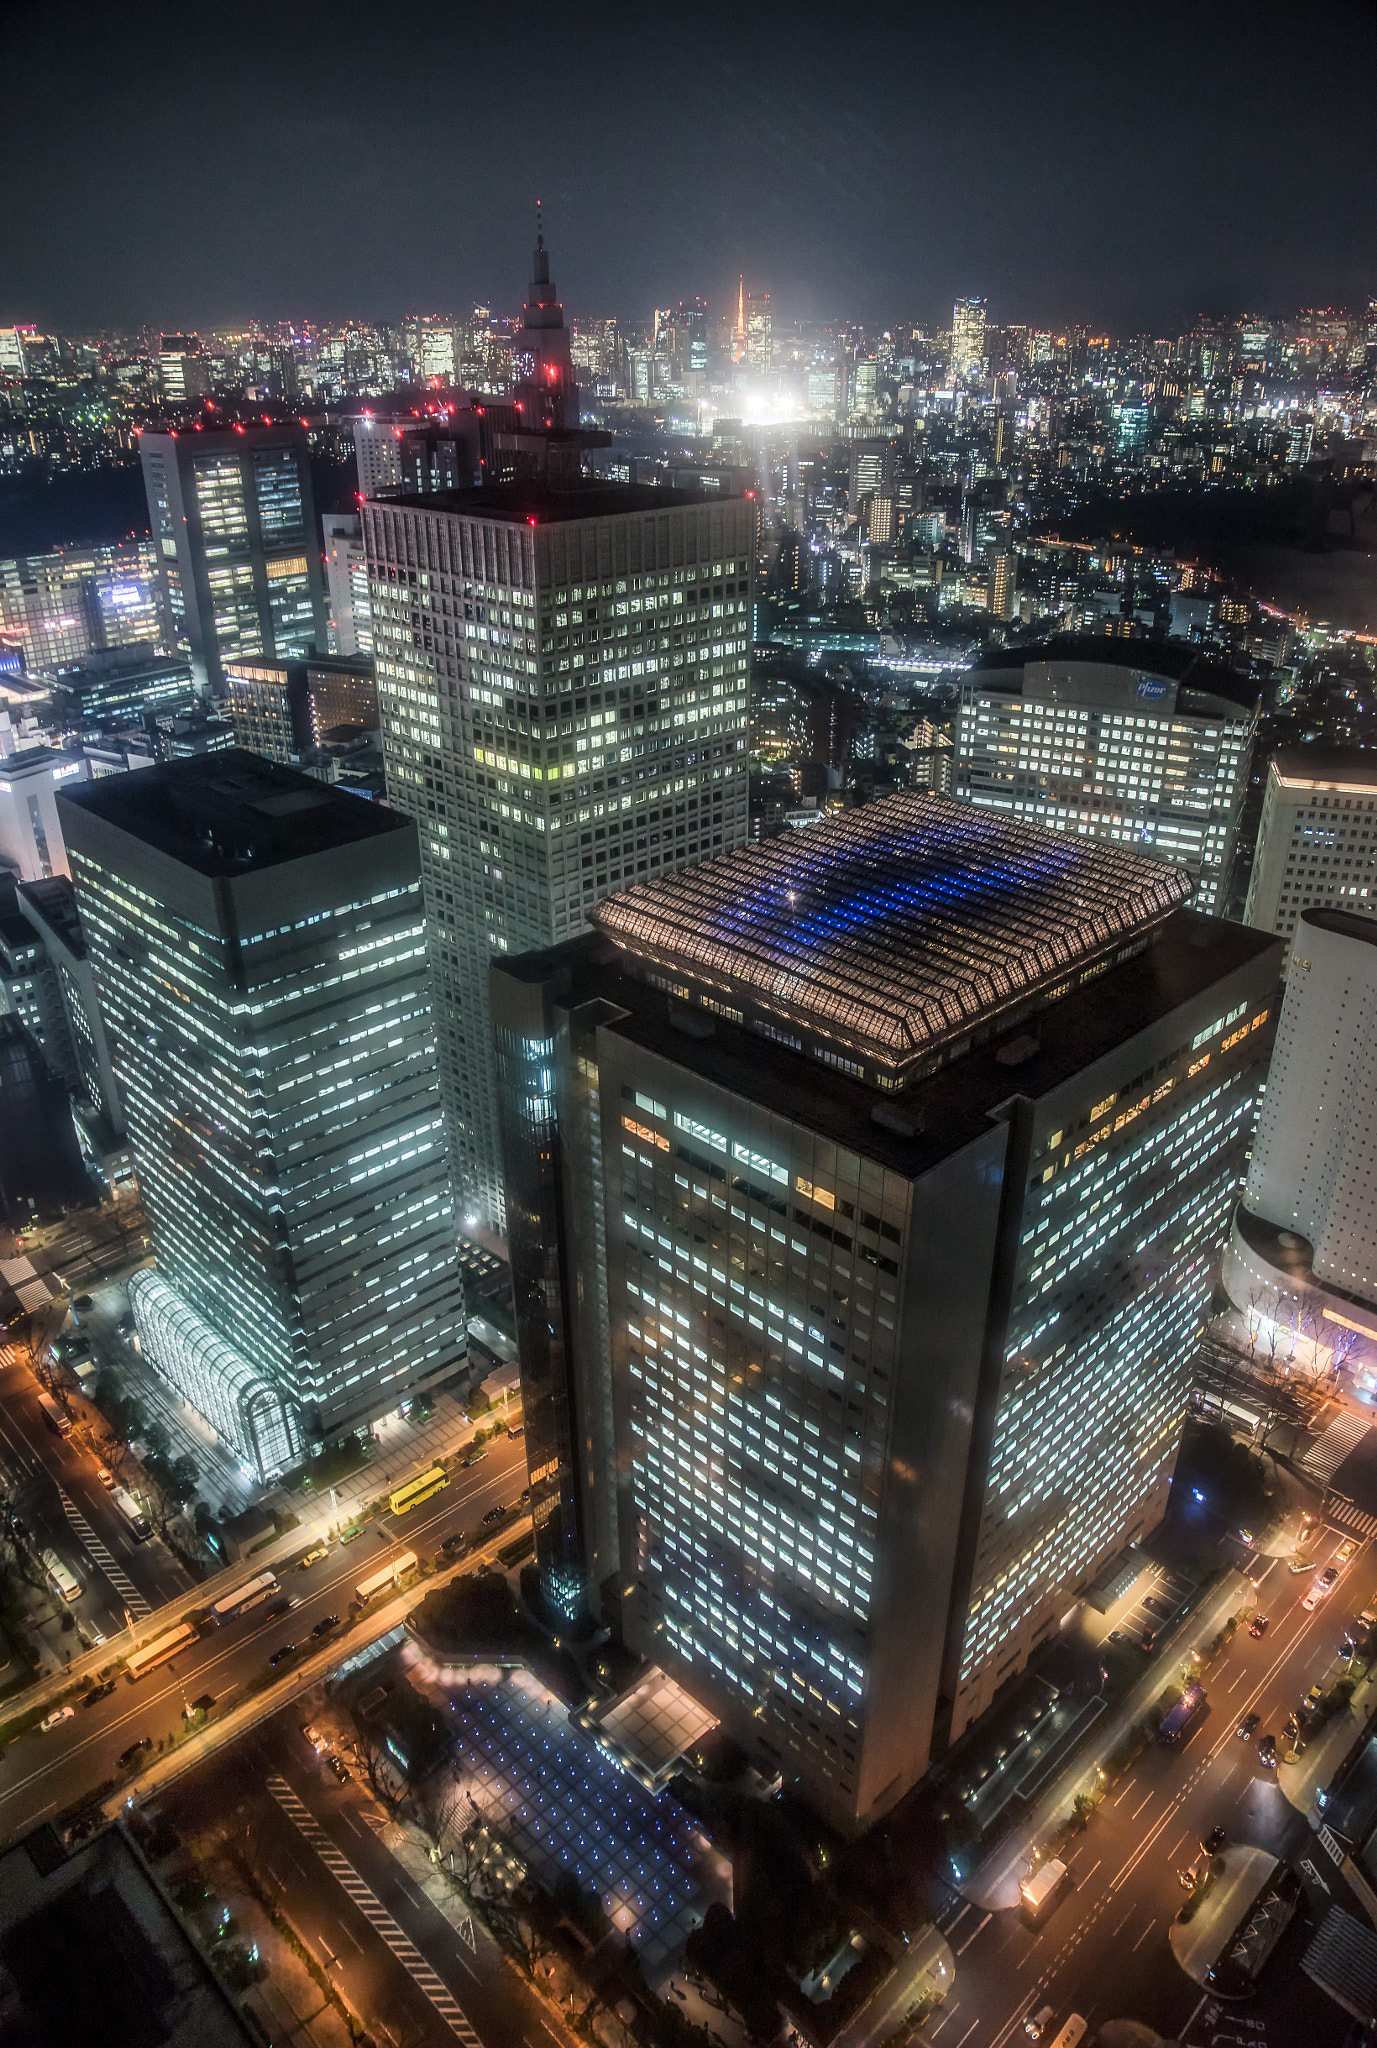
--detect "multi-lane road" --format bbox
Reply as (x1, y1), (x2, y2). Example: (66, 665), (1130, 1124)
(925, 1523), (1376, 2047)
(0, 1435), (529, 1844)
(0, 1338), (194, 1633)
(164, 1703), (569, 2048)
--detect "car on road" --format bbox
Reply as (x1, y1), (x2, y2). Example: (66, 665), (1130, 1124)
(1303, 1568), (1339, 1610)
(1140, 1631), (1156, 1652)
(39, 1706), (74, 1732)
(268, 1644), (296, 1668)
(94, 1465), (115, 1490)
(298, 1545), (329, 1571)
(1289, 1552), (1316, 1574)
(507, 1423), (524, 1439)
(1237, 1712), (1261, 1740)
(326, 1754), (350, 1783)
(81, 1681), (115, 1709)
(1302, 1683), (1325, 1715)
(301, 1722), (323, 1751)
(440, 1531), (470, 1557)
(1257, 1733), (1277, 1768)
(311, 1614), (339, 1638)
(1024, 2007), (1053, 2041)
(481, 1504), (506, 1525)
(1248, 1613), (1269, 1638)
(118, 1737), (152, 1769)
(1143, 1595), (1173, 1619)
(1203, 1825), (1227, 1854)
(1237, 1528), (1254, 1546)
(1106, 1629), (1125, 1644)
(265, 1597), (297, 1620)
(184, 1694), (215, 1717)
(1341, 1636), (1358, 1661)
(1337, 1538), (1358, 1564)
(519, 1487), (531, 1505)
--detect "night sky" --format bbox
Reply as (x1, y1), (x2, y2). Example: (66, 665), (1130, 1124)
(4, 0), (1374, 335)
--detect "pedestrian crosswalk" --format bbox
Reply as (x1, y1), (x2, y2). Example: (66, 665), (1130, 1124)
(1324, 1496), (1377, 1541)
(266, 1777), (482, 2045)
(1301, 1410), (1371, 1483)
(1318, 1825), (1347, 1865)
(58, 1489), (150, 1617)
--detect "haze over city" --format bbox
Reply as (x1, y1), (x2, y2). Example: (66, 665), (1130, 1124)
(0, 9), (1374, 2048)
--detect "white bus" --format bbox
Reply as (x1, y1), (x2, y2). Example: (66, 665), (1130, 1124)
(355, 1550), (417, 1604)
(111, 1486), (152, 1541)
(126, 1620), (197, 1680)
(41, 1548), (81, 1604)
(208, 1570), (279, 1626)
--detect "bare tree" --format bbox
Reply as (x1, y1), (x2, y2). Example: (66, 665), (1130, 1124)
(415, 1773), (469, 1864)
(346, 1715), (408, 1820)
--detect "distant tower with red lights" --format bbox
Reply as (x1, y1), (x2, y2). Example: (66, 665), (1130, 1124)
(513, 206), (579, 429)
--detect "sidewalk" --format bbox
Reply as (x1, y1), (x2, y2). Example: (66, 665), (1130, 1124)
(1279, 1658), (1377, 1824)
(1167, 1845), (1279, 1985)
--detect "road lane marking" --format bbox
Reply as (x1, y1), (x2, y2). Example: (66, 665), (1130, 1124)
(267, 1776), (481, 2045)
(953, 1911), (991, 1955)
(954, 2024), (979, 2047)
(1129, 1790), (1154, 1819)
(57, 1489), (153, 1615)
(1110, 1904), (1135, 1936)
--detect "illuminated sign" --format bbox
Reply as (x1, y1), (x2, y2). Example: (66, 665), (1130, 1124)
(1136, 677), (1169, 701)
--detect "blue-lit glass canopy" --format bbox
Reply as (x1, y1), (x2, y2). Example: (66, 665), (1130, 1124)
(593, 793), (1190, 1073)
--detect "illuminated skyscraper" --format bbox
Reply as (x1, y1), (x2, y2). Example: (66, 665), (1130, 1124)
(140, 421), (328, 695)
(1242, 748), (1377, 942)
(60, 752), (467, 1478)
(951, 297), (988, 383)
(364, 480), (753, 1227)
(323, 512), (373, 656)
(954, 638), (1256, 913)
(493, 794), (1280, 1827)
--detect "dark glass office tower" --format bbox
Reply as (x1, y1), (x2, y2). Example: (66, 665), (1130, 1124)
(494, 793), (1283, 1830)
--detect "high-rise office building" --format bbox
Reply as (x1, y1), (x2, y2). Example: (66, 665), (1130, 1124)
(60, 752), (467, 1477)
(1243, 748), (1377, 942)
(988, 549), (1017, 621)
(363, 480), (753, 1227)
(323, 512), (373, 656)
(745, 293), (772, 375)
(225, 652), (378, 762)
(0, 1015), (94, 1229)
(954, 637), (1257, 913)
(951, 297), (988, 383)
(140, 421), (328, 695)
(492, 794), (1281, 1829)
(0, 542), (163, 676)
(13, 877), (125, 1151)
(1225, 907), (1377, 1348)
(49, 649), (196, 733)
(157, 336), (211, 403)
(0, 747), (89, 880)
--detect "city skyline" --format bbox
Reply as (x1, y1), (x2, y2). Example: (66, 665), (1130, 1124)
(4, 0), (1373, 335)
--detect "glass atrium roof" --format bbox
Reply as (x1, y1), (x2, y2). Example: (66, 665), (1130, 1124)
(593, 793), (1190, 1072)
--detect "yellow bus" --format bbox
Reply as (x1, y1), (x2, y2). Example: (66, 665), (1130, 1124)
(126, 1620), (198, 1680)
(355, 1550), (417, 1604)
(389, 1464), (449, 1516)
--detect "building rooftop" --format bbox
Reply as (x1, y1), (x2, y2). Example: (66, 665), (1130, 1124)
(966, 633), (1259, 715)
(510, 906), (1281, 1179)
(374, 480), (738, 523)
(592, 793), (1191, 1079)
(58, 748), (407, 878)
(1270, 746), (1377, 790)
